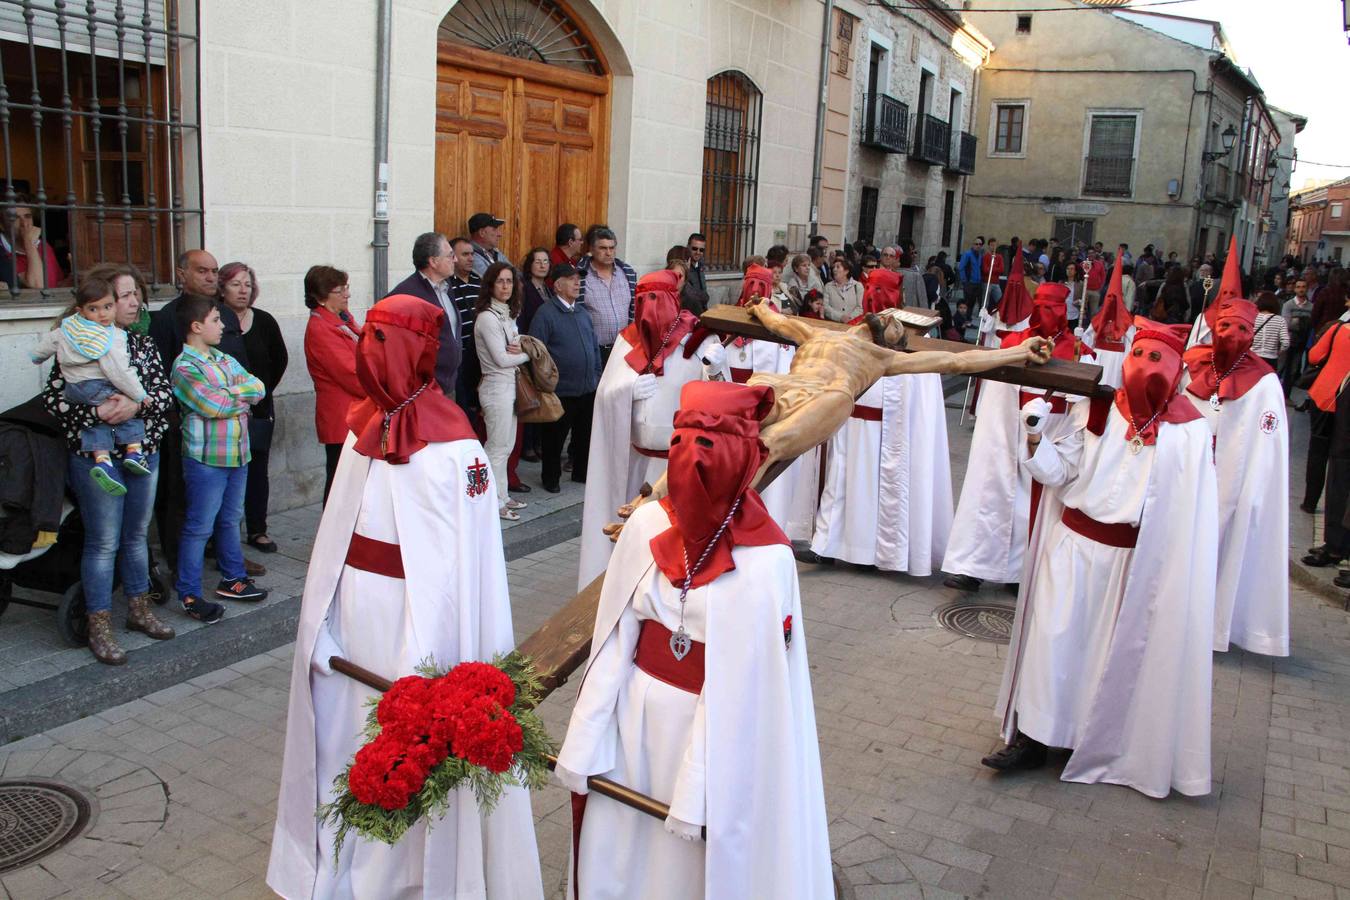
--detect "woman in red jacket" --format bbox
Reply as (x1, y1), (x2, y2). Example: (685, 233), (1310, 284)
(1302, 297), (1350, 567)
(303, 265), (363, 503)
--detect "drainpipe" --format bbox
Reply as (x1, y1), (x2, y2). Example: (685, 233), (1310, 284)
(808, 0), (835, 238)
(372, 0), (393, 298)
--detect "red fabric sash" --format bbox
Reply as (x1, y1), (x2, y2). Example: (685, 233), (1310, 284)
(851, 404), (883, 421)
(1061, 507), (1139, 549)
(633, 619), (705, 694)
(729, 366), (753, 384)
(632, 445), (669, 459)
(345, 532), (404, 579)
(1019, 391), (1068, 414)
(1094, 339), (1126, 352)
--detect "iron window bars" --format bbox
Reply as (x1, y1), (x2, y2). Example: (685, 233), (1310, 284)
(700, 70), (761, 274)
(0, 0), (202, 302)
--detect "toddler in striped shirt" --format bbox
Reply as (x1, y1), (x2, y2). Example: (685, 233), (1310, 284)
(31, 277), (149, 495)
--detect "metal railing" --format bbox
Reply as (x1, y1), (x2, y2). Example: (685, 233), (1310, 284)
(1082, 156), (1134, 197)
(945, 131), (976, 175)
(0, 0), (203, 302)
(861, 92), (907, 154)
(910, 114), (949, 166)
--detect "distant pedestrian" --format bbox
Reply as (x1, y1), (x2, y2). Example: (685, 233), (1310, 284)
(529, 263), (601, 492)
(576, 226), (637, 365)
(467, 212), (507, 277)
(301, 265), (362, 503)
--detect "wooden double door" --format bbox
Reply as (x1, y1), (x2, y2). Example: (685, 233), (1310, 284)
(435, 43), (610, 264)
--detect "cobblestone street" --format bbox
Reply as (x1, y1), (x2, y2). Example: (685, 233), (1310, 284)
(2, 406), (1346, 900)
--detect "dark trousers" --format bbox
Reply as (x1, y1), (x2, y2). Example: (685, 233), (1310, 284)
(153, 414), (185, 570)
(1325, 394), (1350, 555)
(542, 392), (594, 487)
(244, 417), (274, 536)
(323, 442), (343, 505)
(1305, 407), (1335, 509)
(1280, 346), (1306, 396)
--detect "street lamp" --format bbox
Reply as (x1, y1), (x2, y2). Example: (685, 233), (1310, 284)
(1203, 123), (1238, 163)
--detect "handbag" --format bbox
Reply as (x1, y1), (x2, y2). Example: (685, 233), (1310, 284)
(518, 389), (563, 424)
(514, 366), (542, 415)
(1298, 322), (1343, 390)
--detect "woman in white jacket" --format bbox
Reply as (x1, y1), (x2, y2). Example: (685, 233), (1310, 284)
(474, 262), (530, 520)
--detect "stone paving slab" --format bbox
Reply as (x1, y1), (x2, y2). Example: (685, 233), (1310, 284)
(3, 402), (1345, 899)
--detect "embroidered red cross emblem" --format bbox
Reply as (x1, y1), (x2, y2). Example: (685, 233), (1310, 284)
(466, 457), (491, 498)
(1260, 411), (1278, 435)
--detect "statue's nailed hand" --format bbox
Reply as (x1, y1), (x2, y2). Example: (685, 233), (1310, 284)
(1023, 336), (1053, 365)
(603, 482), (654, 543)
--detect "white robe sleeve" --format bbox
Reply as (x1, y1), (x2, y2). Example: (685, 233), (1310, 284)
(1022, 426), (1084, 487)
(665, 691), (707, 832)
(554, 596), (642, 787)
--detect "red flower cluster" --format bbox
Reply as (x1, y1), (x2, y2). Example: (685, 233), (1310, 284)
(348, 662), (525, 811)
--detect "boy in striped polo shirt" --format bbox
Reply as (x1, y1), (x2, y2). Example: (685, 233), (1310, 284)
(171, 294), (267, 623)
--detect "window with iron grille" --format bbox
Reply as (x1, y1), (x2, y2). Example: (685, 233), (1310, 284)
(700, 71), (761, 273)
(857, 186), (878, 246)
(993, 103), (1024, 154)
(1083, 113), (1137, 198)
(0, 0), (202, 302)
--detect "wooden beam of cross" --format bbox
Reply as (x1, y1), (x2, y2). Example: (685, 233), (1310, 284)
(514, 303), (1108, 703)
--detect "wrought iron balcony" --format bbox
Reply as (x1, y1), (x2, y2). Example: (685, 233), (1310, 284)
(862, 92), (908, 154)
(945, 131), (977, 175)
(910, 114), (950, 166)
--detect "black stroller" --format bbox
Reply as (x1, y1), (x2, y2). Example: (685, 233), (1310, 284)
(0, 395), (167, 646)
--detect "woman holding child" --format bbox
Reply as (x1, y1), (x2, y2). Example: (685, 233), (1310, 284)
(40, 264), (177, 665)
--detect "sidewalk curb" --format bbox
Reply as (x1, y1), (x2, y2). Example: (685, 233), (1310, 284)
(0, 506), (584, 746)
(1290, 558), (1348, 609)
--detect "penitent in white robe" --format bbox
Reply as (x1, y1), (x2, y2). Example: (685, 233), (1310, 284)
(728, 338), (808, 532)
(810, 373), (952, 574)
(556, 502), (833, 900)
(268, 435), (543, 900)
(1186, 372), (1290, 656)
(997, 404), (1218, 798)
(942, 380), (1078, 584)
(578, 333), (724, 591)
(1080, 325), (1134, 388)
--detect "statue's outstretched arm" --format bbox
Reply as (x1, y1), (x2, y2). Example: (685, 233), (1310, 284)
(747, 299), (816, 345)
(883, 337), (1051, 376)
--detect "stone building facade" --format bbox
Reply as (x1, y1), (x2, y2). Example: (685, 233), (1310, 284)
(962, 2), (1284, 268)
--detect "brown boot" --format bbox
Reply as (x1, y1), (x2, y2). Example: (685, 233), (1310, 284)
(126, 594), (175, 640)
(87, 611), (127, 665)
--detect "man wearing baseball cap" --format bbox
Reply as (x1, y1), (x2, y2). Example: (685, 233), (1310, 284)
(467, 211), (506, 277)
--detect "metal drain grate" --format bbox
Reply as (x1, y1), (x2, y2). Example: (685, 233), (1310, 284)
(935, 602), (1015, 644)
(0, 780), (92, 873)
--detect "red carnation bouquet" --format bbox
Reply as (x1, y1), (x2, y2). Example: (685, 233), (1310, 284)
(319, 653), (553, 853)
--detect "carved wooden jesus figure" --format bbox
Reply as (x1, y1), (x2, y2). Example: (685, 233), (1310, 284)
(609, 298), (1053, 528)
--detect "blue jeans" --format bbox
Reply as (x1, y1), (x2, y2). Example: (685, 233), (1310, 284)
(64, 378), (145, 453)
(176, 457), (248, 599)
(67, 452), (159, 614)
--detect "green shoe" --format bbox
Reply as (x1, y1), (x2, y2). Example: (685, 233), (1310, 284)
(89, 462), (127, 496)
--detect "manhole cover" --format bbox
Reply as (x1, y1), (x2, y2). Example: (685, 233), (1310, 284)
(0, 780), (92, 873)
(935, 602), (1015, 643)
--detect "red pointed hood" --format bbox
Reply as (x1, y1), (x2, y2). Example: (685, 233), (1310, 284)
(998, 238), (1033, 326)
(1203, 236), (1244, 331)
(1091, 244), (1133, 343)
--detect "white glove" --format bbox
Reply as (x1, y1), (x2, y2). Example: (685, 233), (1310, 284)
(632, 373), (659, 401)
(1021, 397), (1053, 436)
(553, 763), (589, 795)
(309, 620), (342, 675)
(1073, 326), (1086, 339)
(699, 339), (727, 370)
(664, 815), (702, 842)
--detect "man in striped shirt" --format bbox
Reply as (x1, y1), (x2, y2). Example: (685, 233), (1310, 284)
(171, 295), (267, 624)
(577, 226), (637, 366)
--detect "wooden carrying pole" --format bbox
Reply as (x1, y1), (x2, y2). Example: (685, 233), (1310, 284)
(326, 655), (703, 839)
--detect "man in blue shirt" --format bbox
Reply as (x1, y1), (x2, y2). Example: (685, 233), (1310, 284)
(958, 236), (985, 306)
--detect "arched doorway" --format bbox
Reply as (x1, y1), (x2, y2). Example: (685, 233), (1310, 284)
(436, 0), (611, 263)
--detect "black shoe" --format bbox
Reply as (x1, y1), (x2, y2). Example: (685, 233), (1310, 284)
(794, 547), (834, 565)
(1300, 501), (1318, 514)
(508, 482), (531, 494)
(543, 482), (561, 494)
(1303, 547), (1344, 568)
(570, 475), (586, 484)
(181, 595), (225, 624)
(944, 574), (983, 591)
(215, 578), (268, 602)
(981, 733), (1048, 771)
(1335, 571), (1350, 589)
